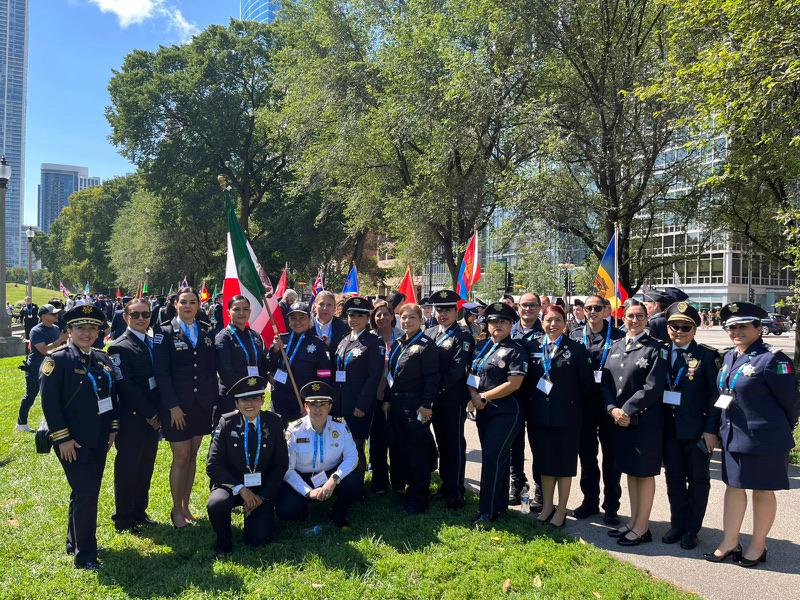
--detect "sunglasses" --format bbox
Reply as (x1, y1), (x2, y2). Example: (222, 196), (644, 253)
(726, 323), (754, 331)
(668, 323), (694, 333)
(625, 314), (648, 321)
(128, 311), (151, 320)
(520, 302), (540, 309)
(584, 305), (604, 313)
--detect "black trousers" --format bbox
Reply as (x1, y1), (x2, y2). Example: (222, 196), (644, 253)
(113, 415), (159, 529)
(389, 406), (434, 509)
(577, 405), (621, 513)
(18, 368), (40, 425)
(510, 419), (542, 499)
(368, 408), (392, 491)
(432, 400), (467, 501)
(58, 445), (108, 566)
(276, 469), (364, 522)
(476, 402), (522, 515)
(206, 488), (275, 552)
(663, 436), (711, 534)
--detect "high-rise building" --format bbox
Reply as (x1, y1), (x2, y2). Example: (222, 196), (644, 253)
(38, 164), (100, 233)
(0, 0), (28, 268)
(241, 0), (281, 23)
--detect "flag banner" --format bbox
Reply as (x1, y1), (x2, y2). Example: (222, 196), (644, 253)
(167, 284), (174, 296)
(83, 281), (90, 294)
(180, 276), (189, 289)
(211, 283), (218, 300)
(342, 264), (359, 295)
(199, 281), (210, 303)
(456, 231), (482, 306)
(143, 280), (149, 294)
(116, 287), (122, 299)
(275, 267), (288, 299)
(398, 266), (417, 305)
(222, 190), (285, 347)
(59, 282), (70, 297)
(311, 271), (324, 300)
(594, 231), (629, 316)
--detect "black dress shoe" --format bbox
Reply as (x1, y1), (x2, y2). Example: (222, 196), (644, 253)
(680, 532), (699, 550)
(508, 491), (522, 506)
(76, 559), (103, 571)
(617, 529), (652, 546)
(136, 514), (157, 526)
(115, 524), (142, 535)
(572, 504), (599, 519)
(738, 548), (767, 568)
(607, 526), (630, 538)
(662, 527), (684, 544)
(704, 544), (742, 563)
(603, 511), (620, 526)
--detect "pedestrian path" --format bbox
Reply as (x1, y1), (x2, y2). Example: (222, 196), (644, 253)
(463, 421), (800, 599)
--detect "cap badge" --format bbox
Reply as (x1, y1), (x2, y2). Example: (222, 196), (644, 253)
(354, 298), (362, 305)
(493, 303), (503, 311)
(82, 306), (93, 314)
(247, 377), (257, 386)
(729, 304), (739, 313)
(678, 302), (688, 312)
(439, 291), (448, 298)
(312, 383), (321, 392)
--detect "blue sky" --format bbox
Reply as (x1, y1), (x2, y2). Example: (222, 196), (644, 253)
(23, 0), (240, 224)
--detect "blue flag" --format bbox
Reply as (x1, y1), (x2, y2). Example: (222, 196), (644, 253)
(342, 264), (359, 294)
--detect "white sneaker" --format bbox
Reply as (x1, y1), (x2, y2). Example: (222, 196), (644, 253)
(14, 423), (32, 433)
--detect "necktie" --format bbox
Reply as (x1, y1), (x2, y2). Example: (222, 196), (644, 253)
(672, 348), (685, 371)
(247, 423), (258, 465)
(625, 338), (635, 352)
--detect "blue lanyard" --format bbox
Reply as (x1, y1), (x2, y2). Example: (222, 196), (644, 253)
(283, 332), (305, 368)
(242, 414), (262, 473)
(86, 368), (112, 399)
(542, 335), (564, 379)
(583, 324), (612, 368)
(229, 325), (258, 365)
(472, 342), (499, 374)
(436, 326), (455, 347)
(180, 321), (198, 347)
(312, 429), (325, 470)
(718, 362), (746, 393)
(389, 330), (424, 375)
(668, 367), (685, 390)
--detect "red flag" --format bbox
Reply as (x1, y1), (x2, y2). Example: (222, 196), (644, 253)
(275, 266), (288, 298)
(116, 287), (122, 299)
(398, 266), (417, 305)
(199, 281), (210, 303)
(456, 231), (481, 308)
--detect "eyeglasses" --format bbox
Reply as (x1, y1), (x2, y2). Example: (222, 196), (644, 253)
(625, 314), (648, 321)
(584, 305), (604, 313)
(128, 311), (151, 320)
(668, 323), (694, 333)
(520, 303), (540, 309)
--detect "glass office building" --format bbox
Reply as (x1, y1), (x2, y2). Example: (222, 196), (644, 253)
(38, 164), (100, 233)
(0, 0), (28, 267)
(241, 0), (281, 23)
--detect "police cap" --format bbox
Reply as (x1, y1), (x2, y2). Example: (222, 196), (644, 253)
(63, 304), (106, 327)
(719, 302), (768, 326)
(666, 301), (700, 326)
(343, 296), (372, 315)
(484, 302), (519, 323)
(430, 289), (460, 308)
(664, 287), (689, 302)
(300, 380), (335, 404)
(228, 375), (268, 400)
(286, 301), (311, 317)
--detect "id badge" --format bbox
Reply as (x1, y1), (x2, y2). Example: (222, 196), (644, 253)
(247, 366), (260, 377)
(148, 376), (157, 390)
(386, 373), (394, 388)
(335, 370), (347, 383)
(466, 373), (480, 389)
(243, 472), (262, 487)
(536, 377), (554, 395)
(593, 370), (603, 384)
(274, 369), (288, 384)
(662, 390), (681, 406)
(715, 394), (733, 409)
(97, 396), (113, 414)
(311, 471), (328, 488)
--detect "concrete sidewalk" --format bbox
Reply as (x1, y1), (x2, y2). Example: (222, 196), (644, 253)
(462, 421), (800, 599)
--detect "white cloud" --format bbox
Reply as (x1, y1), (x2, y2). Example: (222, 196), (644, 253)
(87, 0), (199, 41)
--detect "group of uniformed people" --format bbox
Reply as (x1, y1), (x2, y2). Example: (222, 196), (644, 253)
(31, 282), (800, 570)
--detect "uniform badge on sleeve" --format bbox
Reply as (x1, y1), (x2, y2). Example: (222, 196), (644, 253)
(41, 358), (55, 376)
(777, 362), (793, 375)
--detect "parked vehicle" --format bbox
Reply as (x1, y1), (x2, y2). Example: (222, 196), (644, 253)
(762, 313), (792, 336)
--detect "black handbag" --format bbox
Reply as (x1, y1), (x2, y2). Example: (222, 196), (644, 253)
(35, 418), (52, 454)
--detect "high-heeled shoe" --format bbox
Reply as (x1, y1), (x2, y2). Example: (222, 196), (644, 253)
(548, 510), (567, 528)
(171, 509), (189, 529)
(536, 508), (556, 525)
(738, 548), (767, 568)
(607, 526), (631, 538)
(703, 544), (742, 563)
(617, 529), (652, 546)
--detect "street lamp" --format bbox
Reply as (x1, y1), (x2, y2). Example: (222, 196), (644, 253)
(0, 156), (13, 337)
(26, 227), (34, 299)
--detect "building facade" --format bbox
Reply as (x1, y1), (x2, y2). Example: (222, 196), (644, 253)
(241, 0), (281, 23)
(38, 164), (100, 233)
(0, 0), (28, 268)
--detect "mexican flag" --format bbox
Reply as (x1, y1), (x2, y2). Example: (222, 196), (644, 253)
(222, 191), (285, 346)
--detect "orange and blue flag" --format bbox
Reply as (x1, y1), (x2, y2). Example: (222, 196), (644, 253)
(456, 231), (482, 303)
(594, 232), (629, 315)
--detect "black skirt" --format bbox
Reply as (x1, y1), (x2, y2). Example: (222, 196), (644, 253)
(612, 424), (663, 477)
(159, 401), (214, 442)
(531, 425), (580, 478)
(721, 449), (790, 491)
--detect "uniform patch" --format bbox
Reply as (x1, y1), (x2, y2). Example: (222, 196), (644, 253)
(153, 334), (164, 344)
(307, 343), (317, 354)
(351, 348), (363, 358)
(110, 354), (121, 366)
(296, 437), (310, 443)
(41, 359), (55, 376)
(635, 357), (649, 369)
(443, 339), (454, 349)
(497, 360), (506, 369)
(777, 362), (793, 375)
(659, 349), (668, 360)
(742, 364), (756, 377)
(331, 430), (340, 439)
(463, 342), (471, 352)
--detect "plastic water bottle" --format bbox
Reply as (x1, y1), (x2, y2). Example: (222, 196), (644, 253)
(521, 487), (530, 514)
(304, 525), (322, 535)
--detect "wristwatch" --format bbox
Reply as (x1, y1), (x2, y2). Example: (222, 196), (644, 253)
(331, 473), (341, 484)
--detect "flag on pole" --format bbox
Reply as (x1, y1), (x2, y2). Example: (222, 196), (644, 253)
(275, 265), (288, 299)
(142, 280), (149, 294)
(199, 280), (210, 303)
(167, 284), (174, 296)
(222, 190), (285, 347)
(456, 231), (482, 306)
(116, 287), (122, 299)
(211, 283), (218, 300)
(342, 264), (359, 295)
(180, 276), (189, 289)
(398, 266), (417, 305)
(59, 282), (70, 297)
(83, 281), (90, 294)
(311, 271), (324, 300)
(594, 229), (629, 317)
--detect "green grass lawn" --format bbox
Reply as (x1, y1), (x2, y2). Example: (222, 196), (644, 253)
(0, 357), (693, 599)
(5, 283), (60, 307)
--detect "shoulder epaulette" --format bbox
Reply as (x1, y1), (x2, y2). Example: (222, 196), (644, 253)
(331, 416), (344, 423)
(698, 343), (720, 355)
(288, 417), (304, 429)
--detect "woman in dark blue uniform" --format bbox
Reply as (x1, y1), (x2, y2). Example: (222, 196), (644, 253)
(333, 296), (383, 471)
(154, 287), (219, 528)
(215, 295), (268, 414)
(206, 375), (287, 556)
(385, 303), (439, 514)
(704, 302), (800, 567)
(602, 299), (666, 546)
(527, 304), (594, 527)
(468, 302), (526, 525)
(40, 305), (120, 570)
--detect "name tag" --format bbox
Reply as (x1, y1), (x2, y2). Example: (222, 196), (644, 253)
(311, 471), (328, 488)
(335, 370), (347, 383)
(662, 390), (681, 406)
(386, 373), (394, 388)
(536, 377), (554, 395)
(243, 472), (261, 487)
(274, 369), (288, 384)
(247, 366), (260, 377)
(466, 373), (480, 389)
(593, 370), (603, 384)
(97, 396), (113, 414)
(148, 376), (157, 390)
(715, 394), (733, 409)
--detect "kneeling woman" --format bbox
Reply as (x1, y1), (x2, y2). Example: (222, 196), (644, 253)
(527, 304), (594, 527)
(206, 376), (287, 556)
(277, 381), (363, 528)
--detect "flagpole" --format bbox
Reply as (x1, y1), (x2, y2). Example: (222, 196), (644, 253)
(614, 222), (619, 328)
